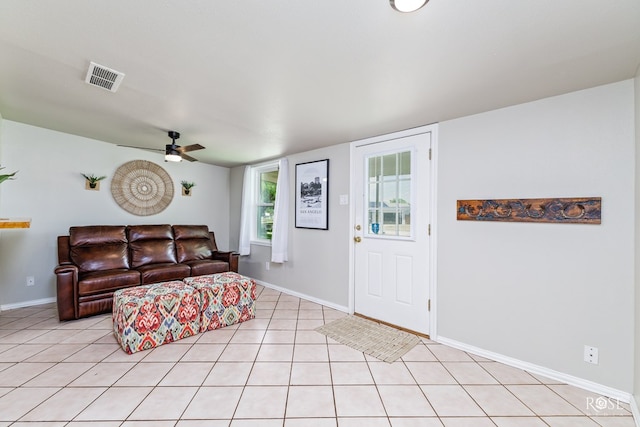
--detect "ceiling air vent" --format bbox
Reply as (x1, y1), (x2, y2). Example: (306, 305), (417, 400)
(85, 61), (125, 92)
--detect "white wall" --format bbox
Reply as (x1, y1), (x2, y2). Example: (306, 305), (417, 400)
(231, 143), (351, 309)
(0, 120), (231, 308)
(634, 70), (640, 415)
(437, 80), (635, 393)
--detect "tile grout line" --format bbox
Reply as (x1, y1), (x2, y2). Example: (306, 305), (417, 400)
(471, 353), (547, 424)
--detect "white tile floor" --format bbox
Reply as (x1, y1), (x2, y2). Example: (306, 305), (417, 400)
(0, 284), (635, 427)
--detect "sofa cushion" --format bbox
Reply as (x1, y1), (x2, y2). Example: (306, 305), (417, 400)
(173, 225), (214, 263)
(70, 226), (130, 272)
(70, 225), (128, 246)
(128, 225), (177, 267)
(130, 240), (177, 267)
(187, 259), (230, 276)
(78, 269), (140, 296)
(128, 224), (173, 242)
(173, 225), (209, 240)
(137, 263), (191, 285)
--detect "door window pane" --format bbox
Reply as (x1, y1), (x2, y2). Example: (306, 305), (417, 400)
(369, 156), (381, 179)
(382, 154), (397, 179)
(366, 150), (412, 237)
(400, 151), (411, 175)
(369, 183), (382, 208)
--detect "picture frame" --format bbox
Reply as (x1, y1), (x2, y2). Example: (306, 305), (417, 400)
(295, 159), (329, 230)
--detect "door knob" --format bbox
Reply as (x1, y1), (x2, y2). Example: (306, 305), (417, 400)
(354, 236), (362, 243)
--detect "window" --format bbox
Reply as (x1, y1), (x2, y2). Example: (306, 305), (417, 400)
(253, 163), (279, 243)
(366, 150), (412, 237)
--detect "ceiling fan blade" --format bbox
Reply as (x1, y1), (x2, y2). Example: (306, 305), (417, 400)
(118, 144), (164, 152)
(178, 143), (205, 153)
(180, 153), (199, 162)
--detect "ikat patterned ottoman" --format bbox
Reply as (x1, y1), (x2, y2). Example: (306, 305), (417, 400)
(113, 281), (201, 354)
(183, 272), (257, 333)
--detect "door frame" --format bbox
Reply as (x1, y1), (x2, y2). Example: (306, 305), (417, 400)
(348, 124), (439, 339)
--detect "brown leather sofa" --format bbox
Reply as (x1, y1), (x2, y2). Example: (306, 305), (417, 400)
(55, 224), (238, 321)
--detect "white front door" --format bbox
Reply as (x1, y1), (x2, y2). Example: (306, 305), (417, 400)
(353, 131), (432, 335)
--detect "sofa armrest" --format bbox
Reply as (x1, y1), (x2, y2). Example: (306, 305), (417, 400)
(213, 251), (239, 273)
(57, 235), (71, 264)
(54, 264), (79, 321)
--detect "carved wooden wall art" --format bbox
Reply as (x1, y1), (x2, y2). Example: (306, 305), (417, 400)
(457, 197), (601, 224)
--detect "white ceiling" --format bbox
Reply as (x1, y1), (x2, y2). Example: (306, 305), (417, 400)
(1, 0), (639, 167)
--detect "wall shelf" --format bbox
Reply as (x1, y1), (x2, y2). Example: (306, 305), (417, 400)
(0, 218), (31, 229)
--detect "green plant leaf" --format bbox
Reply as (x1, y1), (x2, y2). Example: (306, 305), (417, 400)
(82, 173), (106, 183)
(0, 167), (18, 184)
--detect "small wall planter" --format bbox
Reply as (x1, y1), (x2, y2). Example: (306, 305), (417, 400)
(82, 174), (106, 191)
(181, 181), (196, 196)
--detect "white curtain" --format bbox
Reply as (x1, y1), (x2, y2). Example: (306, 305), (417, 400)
(238, 165), (252, 256)
(271, 158), (289, 263)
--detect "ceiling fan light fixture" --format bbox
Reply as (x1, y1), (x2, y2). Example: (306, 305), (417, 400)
(165, 147), (182, 162)
(390, 0), (428, 12)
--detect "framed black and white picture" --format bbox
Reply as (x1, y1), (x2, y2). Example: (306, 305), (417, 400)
(295, 159), (329, 230)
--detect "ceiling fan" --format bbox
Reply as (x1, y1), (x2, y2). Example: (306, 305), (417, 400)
(119, 130), (205, 162)
(163, 131), (205, 162)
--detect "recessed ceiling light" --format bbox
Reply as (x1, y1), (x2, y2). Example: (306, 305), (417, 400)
(390, 0), (428, 13)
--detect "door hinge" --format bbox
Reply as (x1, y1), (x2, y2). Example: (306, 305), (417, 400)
(428, 299), (431, 311)
(429, 148), (432, 160)
(428, 224), (431, 235)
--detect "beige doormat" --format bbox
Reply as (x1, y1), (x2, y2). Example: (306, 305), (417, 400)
(315, 315), (420, 363)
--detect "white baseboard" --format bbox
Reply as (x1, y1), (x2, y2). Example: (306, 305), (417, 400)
(0, 297), (56, 312)
(437, 335), (633, 404)
(254, 279), (349, 313)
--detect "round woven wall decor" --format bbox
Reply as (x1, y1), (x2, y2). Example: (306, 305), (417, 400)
(111, 160), (174, 216)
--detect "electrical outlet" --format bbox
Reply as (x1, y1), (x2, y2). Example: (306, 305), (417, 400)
(26, 276), (35, 287)
(584, 345), (599, 364)
(265, 261), (270, 271)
